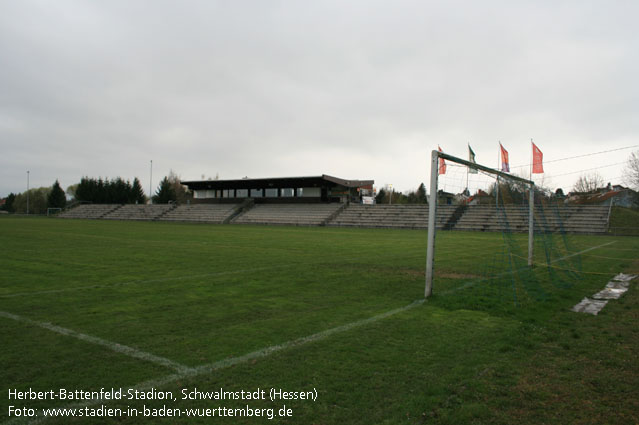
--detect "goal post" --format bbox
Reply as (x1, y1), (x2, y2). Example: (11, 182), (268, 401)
(425, 149), (535, 298)
(47, 208), (62, 217)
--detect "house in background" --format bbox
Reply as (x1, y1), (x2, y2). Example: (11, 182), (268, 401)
(567, 185), (638, 208)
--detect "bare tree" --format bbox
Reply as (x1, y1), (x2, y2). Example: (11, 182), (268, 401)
(66, 183), (78, 200)
(623, 150), (639, 190)
(167, 170), (191, 204)
(572, 172), (604, 193)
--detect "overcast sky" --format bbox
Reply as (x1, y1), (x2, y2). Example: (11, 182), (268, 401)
(1, 0), (638, 198)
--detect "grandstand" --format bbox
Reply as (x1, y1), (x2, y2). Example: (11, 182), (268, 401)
(159, 203), (239, 224)
(53, 171), (613, 234)
(56, 202), (611, 234)
(232, 203), (343, 226)
(58, 204), (121, 219)
(327, 204), (457, 229)
(452, 204), (609, 234)
(102, 204), (175, 221)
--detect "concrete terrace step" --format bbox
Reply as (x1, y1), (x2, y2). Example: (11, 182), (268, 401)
(55, 203), (610, 234)
(327, 204), (455, 229)
(103, 204), (175, 220)
(58, 204), (122, 219)
(232, 203), (343, 225)
(159, 204), (238, 223)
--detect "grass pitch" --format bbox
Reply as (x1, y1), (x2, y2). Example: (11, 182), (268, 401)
(1, 217), (638, 424)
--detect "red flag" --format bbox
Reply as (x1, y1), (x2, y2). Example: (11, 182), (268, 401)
(532, 142), (544, 174)
(500, 143), (510, 172)
(438, 146), (446, 175)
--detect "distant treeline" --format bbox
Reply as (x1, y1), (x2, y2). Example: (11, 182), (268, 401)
(2, 180), (66, 214)
(375, 183), (428, 204)
(75, 177), (146, 204)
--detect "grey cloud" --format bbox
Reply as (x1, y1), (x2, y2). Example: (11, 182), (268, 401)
(1, 0), (638, 196)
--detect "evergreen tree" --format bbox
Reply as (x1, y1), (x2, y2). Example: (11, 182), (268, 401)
(375, 188), (386, 204)
(153, 176), (176, 204)
(417, 183), (428, 204)
(131, 177), (146, 204)
(111, 177), (129, 203)
(47, 180), (66, 209)
(2, 193), (16, 212)
(75, 177), (91, 202)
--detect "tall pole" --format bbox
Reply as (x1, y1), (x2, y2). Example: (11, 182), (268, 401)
(496, 142), (500, 208)
(528, 185), (534, 267)
(425, 150), (439, 298)
(466, 166), (469, 195)
(26, 170), (30, 215)
(528, 139), (534, 267)
(149, 160), (153, 204)
(388, 184), (392, 205)
(529, 138), (533, 181)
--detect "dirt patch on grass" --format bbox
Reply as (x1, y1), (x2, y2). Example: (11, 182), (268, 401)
(626, 258), (639, 274)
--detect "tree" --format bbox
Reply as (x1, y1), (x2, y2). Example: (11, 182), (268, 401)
(47, 180), (66, 209)
(623, 150), (639, 190)
(416, 183), (427, 204)
(131, 177), (146, 204)
(375, 188), (386, 204)
(66, 184), (79, 200)
(75, 176), (145, 204)
(167, 170), (190, 204)
(573, 172), (604, 193)
(2, 193), (16, 212)
(12, 188), (50, 214)
(153, 176), (176, 204)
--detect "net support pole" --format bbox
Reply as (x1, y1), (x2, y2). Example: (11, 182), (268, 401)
(528, 186), (534, 267)
(425, 150), (439, 298)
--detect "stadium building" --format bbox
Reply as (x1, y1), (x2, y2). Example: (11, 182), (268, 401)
(181, 174), (374, 204)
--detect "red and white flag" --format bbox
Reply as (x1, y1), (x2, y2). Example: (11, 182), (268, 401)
(438, 146), (446, 175)
(532, 142), (544, 174)
(500, 143), (510, 172)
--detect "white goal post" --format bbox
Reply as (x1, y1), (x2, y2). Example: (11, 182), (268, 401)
(47, 208), (62, 216)
(425, 149), (535, 298)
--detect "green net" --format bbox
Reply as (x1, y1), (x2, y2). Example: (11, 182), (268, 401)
(430, 156), (584, 310)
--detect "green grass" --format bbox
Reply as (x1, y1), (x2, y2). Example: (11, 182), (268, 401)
(1, 217), (638, 424)
(609, 206), (639, 236)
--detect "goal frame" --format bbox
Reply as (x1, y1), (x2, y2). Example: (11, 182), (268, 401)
(47, 208), (62, 216)
(425, 150), (535, 297)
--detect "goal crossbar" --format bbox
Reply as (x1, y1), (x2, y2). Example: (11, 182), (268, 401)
(437, 151), (533, 185)
(425, 150), (535, 298)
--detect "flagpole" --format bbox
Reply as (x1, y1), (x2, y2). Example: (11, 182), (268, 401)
(466, 143), (469, 194)
(495, 140), (501, 208)
(529, 138), (533, 181)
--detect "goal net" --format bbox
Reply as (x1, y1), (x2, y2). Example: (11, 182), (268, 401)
(425, 149), (582, 308)
(47, 208), (62, 216)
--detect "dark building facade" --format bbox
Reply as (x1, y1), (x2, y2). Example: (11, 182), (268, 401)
(181, 175), (374, 204)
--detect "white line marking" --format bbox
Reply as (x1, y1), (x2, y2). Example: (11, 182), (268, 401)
(553, 241), (617, 261)
(0, 310), (192, 374)
(8, 299), (425, 425)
